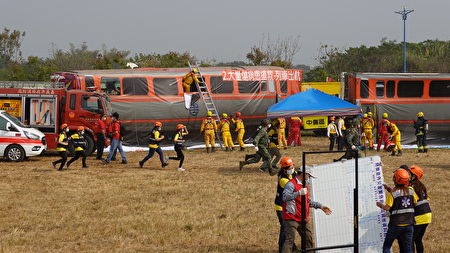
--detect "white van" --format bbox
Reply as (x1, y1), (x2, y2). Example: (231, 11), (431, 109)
(0, 111), (46, 161)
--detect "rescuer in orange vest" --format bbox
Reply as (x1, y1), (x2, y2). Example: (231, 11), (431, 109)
(200, 111), (218, 153)
(232, 112), (246, 151)
(219, 113), (234, 151)
(277, 118), (288, 149)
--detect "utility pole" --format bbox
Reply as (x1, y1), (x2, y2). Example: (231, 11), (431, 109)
(395, 7), (414, 73)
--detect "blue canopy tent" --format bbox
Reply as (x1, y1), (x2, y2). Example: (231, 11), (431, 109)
(267, 88), (361, 118)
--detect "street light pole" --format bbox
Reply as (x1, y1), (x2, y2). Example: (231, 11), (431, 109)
(395, 7), (414, 73)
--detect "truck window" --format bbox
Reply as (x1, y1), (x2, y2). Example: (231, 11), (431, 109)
(70, 94), (76, 110)
(280, 81), (288, 93)
(429, 80), (450, 97)
(153, 78), (179, 96)
(386, 80), (395, 98)
(85, 76), (95, 90)
(376, 80), (385, 97)
(101, 77), (121, 95)
(123, 77), (149, 96)
(360, 80), (369, 98)
(210, 76), (233, 94)
(0, 116), (7, 130)
(81, 95), (103, 114)
(398, 80), (424, 98)
(238, 81), (260, 94)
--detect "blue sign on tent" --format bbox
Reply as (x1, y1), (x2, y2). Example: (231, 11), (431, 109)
(267, 89), (361, 118)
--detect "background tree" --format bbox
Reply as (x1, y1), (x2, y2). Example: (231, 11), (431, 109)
(0, 27), (26, 65)
(246, 34), (302, 67)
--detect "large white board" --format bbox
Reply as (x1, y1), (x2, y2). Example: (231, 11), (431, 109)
(310, 156), (387, 253)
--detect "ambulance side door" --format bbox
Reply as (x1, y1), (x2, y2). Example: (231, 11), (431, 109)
(0, 115), (14, 154)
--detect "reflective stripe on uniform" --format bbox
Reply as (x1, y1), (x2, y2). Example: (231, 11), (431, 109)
(391, 208), (415, 215)
(416, 199), (429, 206)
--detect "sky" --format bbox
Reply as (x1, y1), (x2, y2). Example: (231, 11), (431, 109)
(1, 0), (449, 66)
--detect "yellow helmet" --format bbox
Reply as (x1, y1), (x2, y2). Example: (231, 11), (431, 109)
(417, 112), (424, 117)
(207, 111), (213, 117)
(382, 113), (388, 119)
(222, 113), (228, 118)
(192, 68), (198, 74)
(367, 112), (373, 117)
(363, 113), (368, 118)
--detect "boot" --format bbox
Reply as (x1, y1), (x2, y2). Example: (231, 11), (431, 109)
(230, 146), (234, 151)
(390, 151), (396, 156)
(418, 149), (423, 153)
(206, 147), (211, 153)
(212, 147), (216, 152)
(397, 150), (402, 156)
(239, 161), (246, 171)
(240, 147), (245, 152)
(225, 147), (229, 151)
(424, 148), (428, 153)
(269, 167), (279, 176)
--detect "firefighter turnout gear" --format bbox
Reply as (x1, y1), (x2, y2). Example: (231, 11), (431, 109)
(219, 116), (234, 151)
(389, 123), (402, 156)
(232, 112), (245, 150)
(277, 118), (288, 149)
(67, 131), (87, 168)
(414, 114), (429, 153)
(361, 115), (375, 149)
(287, 117), (303, 146)
(52, 128), (69, 171)
(182, 70), (200, 93)
(200, 116), (218, 152)
(377, 118), (391, 151)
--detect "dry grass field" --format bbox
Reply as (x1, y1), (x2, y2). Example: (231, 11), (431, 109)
(0, 136), (449, 253)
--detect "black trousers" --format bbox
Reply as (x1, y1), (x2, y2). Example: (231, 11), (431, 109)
(337, 130), (346, 150)
(67, 150), (87, 168)
(416, 134), (427, 150)
(54, 151), (68, 170)
(96, 133), (105, 159)
(169, 144), (185, 168)
(329, 133), (337, 151)
(413, 224), (428, 253)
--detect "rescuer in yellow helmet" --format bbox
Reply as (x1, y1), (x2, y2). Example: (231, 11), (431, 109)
(200, 111), (218, 153)
(232, 112), (246, 151)
(361, 113), (375, 150)
(414, 112), (429, 153)
(219, 113), (234, 151)
(277, 117), (288, 149)
(182, 68), (200, 93)
(388, 122), (402, 156)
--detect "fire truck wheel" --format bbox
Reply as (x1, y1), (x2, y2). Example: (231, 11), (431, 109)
(84, 134), (95, 156)
(5, 144), (25, 162)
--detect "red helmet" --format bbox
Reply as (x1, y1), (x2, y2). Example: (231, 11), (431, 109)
(393, 169), (410, 185)
(155, 121), (162, 127)
(60, 123), (68, 130)
(409, 165), (423, 180)
(235, 112), (241, 117)
(77, 126), (85, 131)
(176, 124), (185, 130)
(280, 157), (294, 168)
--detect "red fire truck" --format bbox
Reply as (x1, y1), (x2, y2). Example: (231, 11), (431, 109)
(0, 81), (111, 155)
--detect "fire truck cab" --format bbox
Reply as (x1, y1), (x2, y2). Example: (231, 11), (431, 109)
(0, 81), (111, 155)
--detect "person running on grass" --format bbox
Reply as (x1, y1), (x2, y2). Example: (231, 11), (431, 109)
(67, 126), (88, 169)
(168, 124), (189, 171)
(52, 123), (69, 171)
(139, 122), (169, 168)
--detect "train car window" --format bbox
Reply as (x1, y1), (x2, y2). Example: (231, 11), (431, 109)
(123, 77), (148, 96)
(280, 81), (288, 93)
(268, 80), (275, 93)
(101, 77), (121, 95)
(153, 78), (179, 96)
(386, 80), (395, 97)
(360, 80), (369, 98)
(210, 76), (234, 94)
(429, 80), (450, 97)
(85, 76), (95, 90)
(238, 81), (260, 94)
(398, 80), (424, 97)
(261, 81), (267, 92)
(70, 94), (76, 110)
(376, 80), (385, 97)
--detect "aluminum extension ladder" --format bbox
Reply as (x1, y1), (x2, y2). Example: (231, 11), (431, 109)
(188, 62), (223, 149)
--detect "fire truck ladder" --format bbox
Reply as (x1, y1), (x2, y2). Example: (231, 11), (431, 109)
(188, 62), (223, 149)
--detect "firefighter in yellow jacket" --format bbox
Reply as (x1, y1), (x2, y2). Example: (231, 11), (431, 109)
(219, 113), (234, 151)
(182, 68), (200, 93)
(277, 117), (288, 149)
(361, 113), (375, 150)
(232, 112), (245, 151)
(200, 111), (218, 153)
(389, 122), (402, 156)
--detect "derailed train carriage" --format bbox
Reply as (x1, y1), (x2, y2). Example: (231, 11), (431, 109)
(52, 67), (302, 146)
(342, 72), (450, 145)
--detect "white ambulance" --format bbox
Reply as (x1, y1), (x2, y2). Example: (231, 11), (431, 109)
(0, 111), (46, 161)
